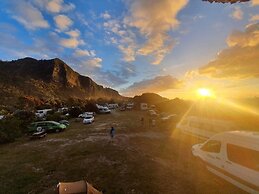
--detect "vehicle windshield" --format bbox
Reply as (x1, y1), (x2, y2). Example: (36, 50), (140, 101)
(1, 1), (259, 194)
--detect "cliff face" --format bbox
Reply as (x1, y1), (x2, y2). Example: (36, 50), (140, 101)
(0, 57), (123, 107)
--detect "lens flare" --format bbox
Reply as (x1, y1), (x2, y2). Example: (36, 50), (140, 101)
(197, 88), (213, 97)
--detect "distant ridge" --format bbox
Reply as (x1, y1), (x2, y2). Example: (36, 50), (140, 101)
(0, 57), (124, 108)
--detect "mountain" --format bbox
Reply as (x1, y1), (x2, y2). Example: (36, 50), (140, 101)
(0, 57), (124, 108)
(133, 93), (168, 105)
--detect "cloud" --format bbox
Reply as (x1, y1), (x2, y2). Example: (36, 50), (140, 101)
(54, 14), (73, 31)
(122, 75), (183, 95)
(252, 0), (259, 6)
(10, 0), (49, 30)
(65, 29), (80, 38)
(103, 19), (137, 62)
(202, 0), (250, 3)
(101, 11), (111, 19)
(59, 37), (85, 48)
(74, 49), (91, 57)
(33, 0), (75, 13)
(124, 0), (188, 65)
(199, 23), (259, 79)
(230, 7), (243, 20)
(85, 57), (102, 68)
(250, 14), (259, 22)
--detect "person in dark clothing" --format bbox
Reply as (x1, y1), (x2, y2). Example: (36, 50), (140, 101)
(110, 126), (115, 139)
(141, 117), (144, 126)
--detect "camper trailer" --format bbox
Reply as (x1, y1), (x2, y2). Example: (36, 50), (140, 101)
(177, 116), (237, 139)
(140, 103), (148, 111)
(192, 131), (259, 194)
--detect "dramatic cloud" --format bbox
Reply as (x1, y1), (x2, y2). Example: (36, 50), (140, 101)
(122, 75), (183, 95)
(199, 23), (259, 79)
(54, 15), (73, 31)
(124, 0), (188, 65)
(104, 19), (137, 62)
(230, 7), (243, 20)
(11, 0), (49, 30)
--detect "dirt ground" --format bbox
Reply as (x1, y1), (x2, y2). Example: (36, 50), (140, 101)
(0, 110), (246, 194)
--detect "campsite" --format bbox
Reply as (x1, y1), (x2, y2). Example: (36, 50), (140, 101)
(0, 110), (247, 194)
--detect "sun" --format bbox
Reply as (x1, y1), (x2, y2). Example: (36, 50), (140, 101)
(197, 88), (213, 97)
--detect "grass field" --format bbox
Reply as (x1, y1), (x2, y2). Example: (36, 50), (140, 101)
(0, 110), (246, 194)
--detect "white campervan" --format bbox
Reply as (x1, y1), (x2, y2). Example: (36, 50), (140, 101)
(177, 116), (237, 139)
(192, 131), (259, 194)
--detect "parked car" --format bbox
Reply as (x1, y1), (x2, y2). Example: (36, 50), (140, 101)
(27, 121), (66, 133)
(78, 112), (96, 118)
(148, 110), (158, 117)
(83, 115), (95, 124)
(99, 107), (111, 114)
(0, 115), (5, 120)
(161, 114), (177, 122)
(192, 131), (259, 194)
(59, 120), (69, 126)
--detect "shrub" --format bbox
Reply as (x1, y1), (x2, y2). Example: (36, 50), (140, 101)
(46, 113), (64, 121)
(68, 107), (82, 118)
(0, 118), (23, 144)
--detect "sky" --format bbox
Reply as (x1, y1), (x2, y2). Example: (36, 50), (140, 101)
(0, 0), (258, 99)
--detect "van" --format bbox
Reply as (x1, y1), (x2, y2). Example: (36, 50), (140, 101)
(177, 116), (237, 139)
(192, 131), (259, 194)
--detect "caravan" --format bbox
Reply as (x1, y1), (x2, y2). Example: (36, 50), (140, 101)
(192, 131), (259, 194)
(177, 116), (237, 139)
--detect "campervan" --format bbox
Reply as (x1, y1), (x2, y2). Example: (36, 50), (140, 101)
(140, 103), (148, 111)
(35, 109), (53, 118)
(192, 131), (259, 194)
(107, 104), (119, 109)
(177, 116), (237, 139)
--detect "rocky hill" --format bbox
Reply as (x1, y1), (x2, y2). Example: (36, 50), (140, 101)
(0, 57), (124, 108)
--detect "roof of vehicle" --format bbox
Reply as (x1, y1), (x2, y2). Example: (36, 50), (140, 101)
(31, 121), (61, 125)
(212, 131), (259, 149)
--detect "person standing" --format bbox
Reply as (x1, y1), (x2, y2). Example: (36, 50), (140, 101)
(141, 117), (144, 126)
(110, 126), (115, 139)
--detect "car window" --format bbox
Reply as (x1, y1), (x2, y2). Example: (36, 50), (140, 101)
(201, 140), (221, 153)
(227, 144), (259, 171)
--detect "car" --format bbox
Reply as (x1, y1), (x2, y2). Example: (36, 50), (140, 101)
(78, 112), (95, 118)
(192, 131), (259, 194)
(83, 115), (95, 124)
(161, 114), (177, 122)
(27, 121), (66, 133)
(148, 110), (158, 117)
(59, 120), (69, 126)
(98, 107), (111, 114)
(0, 115), (5, 120)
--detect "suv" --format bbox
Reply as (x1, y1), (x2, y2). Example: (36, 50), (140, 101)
(27, 121), (66, 133)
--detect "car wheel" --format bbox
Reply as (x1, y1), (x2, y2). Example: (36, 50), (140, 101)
(56, 129), (60, 133)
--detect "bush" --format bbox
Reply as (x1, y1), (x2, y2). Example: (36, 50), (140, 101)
(46, 113), (64, 121)
(0, 118), (23, 144)
(68, 107), (82, 118)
